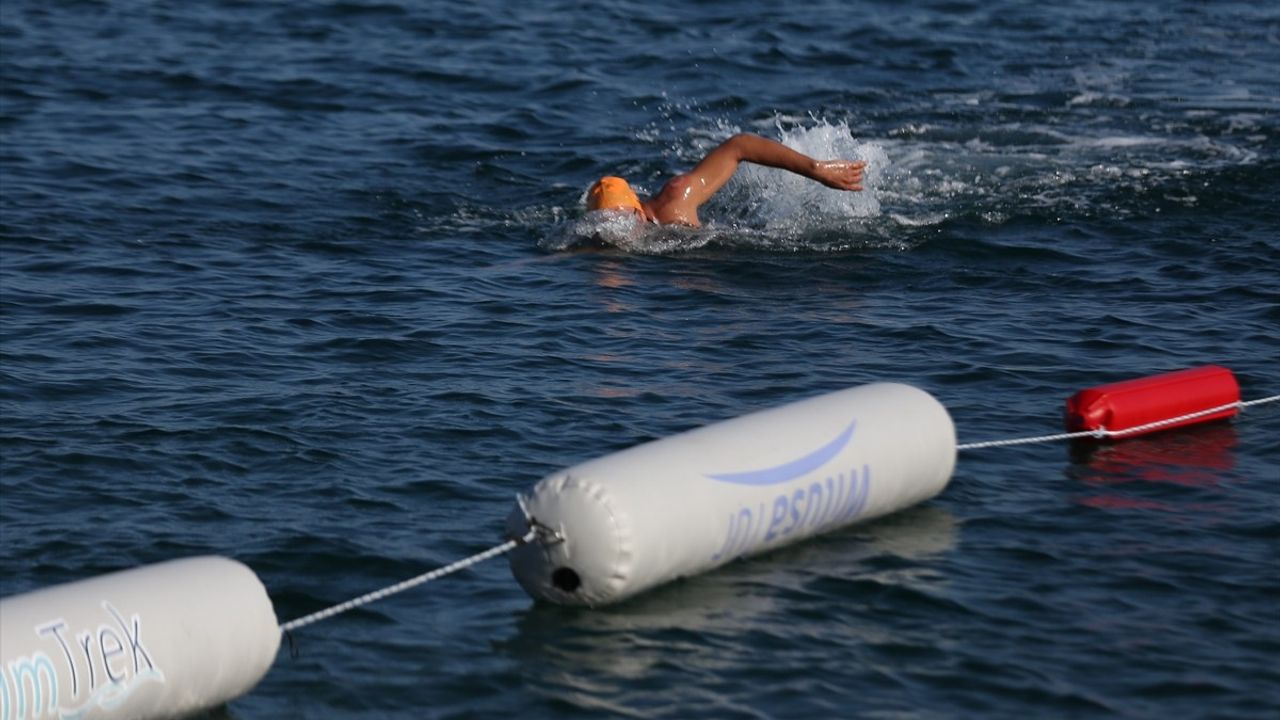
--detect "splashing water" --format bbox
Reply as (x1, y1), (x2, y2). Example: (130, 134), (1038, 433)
(724, 121), (888, 230)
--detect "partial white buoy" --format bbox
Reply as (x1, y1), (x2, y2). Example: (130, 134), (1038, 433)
(507, 383), (957, 606)
(0, 556), (279, 720)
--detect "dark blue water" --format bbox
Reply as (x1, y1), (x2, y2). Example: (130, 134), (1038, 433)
(3, 1), (1279, 717)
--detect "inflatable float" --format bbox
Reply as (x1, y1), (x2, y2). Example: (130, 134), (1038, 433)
(2, 366), (1270, 718)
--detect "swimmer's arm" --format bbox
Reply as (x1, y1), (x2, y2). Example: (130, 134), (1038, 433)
(680, 133), (866, 207)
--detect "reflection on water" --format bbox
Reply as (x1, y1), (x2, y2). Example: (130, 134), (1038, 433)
(591, 257), (635, 291)
(498, 505), (958, 712)
(1070, 421), (1238, 485)
(1068, 421), (1241, 512)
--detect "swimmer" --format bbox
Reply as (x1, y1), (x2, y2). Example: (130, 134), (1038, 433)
(586, 133), (867, 227)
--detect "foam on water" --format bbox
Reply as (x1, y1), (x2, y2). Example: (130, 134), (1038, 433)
(537, 105), (1266, 256)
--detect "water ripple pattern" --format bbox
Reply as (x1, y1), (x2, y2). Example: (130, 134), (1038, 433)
(2, 1), (1278, 718)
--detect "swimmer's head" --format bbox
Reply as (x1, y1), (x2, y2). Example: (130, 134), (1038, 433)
(587, 176), (643, 214)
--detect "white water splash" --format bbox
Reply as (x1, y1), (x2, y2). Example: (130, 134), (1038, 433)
(717, 121), (888, 232)
(554, 209), (713, 254)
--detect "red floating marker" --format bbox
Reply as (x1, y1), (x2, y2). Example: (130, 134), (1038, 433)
(1065, 365), (1240, 439)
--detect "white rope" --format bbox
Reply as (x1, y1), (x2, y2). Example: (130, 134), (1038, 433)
(956, 394), (1280, 451)
(277, 395), (1280, 631)
(280, 527), (537, 634)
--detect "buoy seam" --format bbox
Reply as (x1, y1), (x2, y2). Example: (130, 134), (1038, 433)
(576, 475), (632, 600)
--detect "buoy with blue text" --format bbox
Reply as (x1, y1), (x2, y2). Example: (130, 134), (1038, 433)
(505, 382), (957, 607)
(0, 557), (279, 720)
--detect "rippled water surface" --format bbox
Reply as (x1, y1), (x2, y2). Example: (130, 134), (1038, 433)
(3, 1), (1279, 718)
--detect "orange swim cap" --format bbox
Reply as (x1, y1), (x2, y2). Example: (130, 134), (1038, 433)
(587, 176), (643, 214)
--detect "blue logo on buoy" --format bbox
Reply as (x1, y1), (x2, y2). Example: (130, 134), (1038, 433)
(705, 420), (856, 486)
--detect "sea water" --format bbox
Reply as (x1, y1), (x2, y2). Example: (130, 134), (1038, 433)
(2, 1), (1278, 717)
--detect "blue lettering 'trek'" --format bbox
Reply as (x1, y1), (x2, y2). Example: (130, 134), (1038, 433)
(2, 601), (164, 720)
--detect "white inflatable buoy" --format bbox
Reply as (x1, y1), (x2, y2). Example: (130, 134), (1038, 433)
(0, 556), (279, 720)
(506, 383), (957, 606)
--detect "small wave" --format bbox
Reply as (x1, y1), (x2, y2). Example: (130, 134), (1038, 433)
(540, 212), (713, 254)
(540, 213), (918, 255)
(1067, 91), (1132, 108)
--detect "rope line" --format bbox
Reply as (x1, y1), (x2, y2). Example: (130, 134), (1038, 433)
(278, 395), (1280, 631)
(956, 395), (1280, 451)
(280, 527), (537, 634)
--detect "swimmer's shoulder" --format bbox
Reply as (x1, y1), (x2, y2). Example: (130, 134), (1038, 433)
(644, 174), (701, 227)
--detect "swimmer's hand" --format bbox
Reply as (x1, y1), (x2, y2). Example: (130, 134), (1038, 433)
(811, 160), (867, 191)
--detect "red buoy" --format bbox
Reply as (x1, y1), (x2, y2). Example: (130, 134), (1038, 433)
(1064, 365), (1240, 438)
